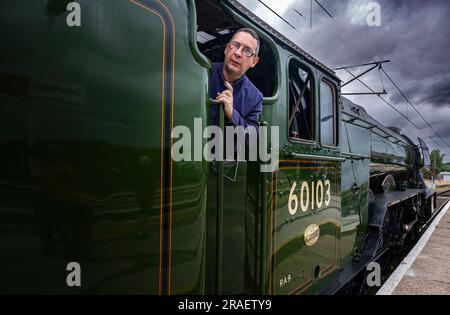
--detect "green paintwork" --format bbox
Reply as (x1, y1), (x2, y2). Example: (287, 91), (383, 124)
(0, 0), (425, 295)
(271, 162), (340, 294)
(0, 0), (209, 294)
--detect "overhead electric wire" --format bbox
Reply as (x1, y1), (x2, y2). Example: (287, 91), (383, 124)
(381, 68), (450, 149)
(314, 0), (336, 21)
(341, 66), (422, 130)
(294, 8), (306, 19)
(257, 0), (302, 34)
(426, 137), (449, 157)
(340, 66), (450, 155)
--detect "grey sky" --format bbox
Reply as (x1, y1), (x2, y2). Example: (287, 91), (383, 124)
(241, 0), (450, 161)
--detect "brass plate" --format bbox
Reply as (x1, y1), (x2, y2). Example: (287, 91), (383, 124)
(304, 224), (320, 247)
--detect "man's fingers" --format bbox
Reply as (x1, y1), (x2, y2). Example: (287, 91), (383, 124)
(223, 90), (232, 97)
(214, 95), (226, 103)
(216, 96), (226, 103)
(218, 90), (232, 98)
(217, 92), (232, 100)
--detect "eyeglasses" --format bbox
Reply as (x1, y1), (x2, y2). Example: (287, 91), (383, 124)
(228, 41), (256, 57)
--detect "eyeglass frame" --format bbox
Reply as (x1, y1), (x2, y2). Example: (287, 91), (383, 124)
(227, 41), (257, 58)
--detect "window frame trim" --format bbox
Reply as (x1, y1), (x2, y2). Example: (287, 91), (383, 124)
(286, 56), (317, 146)
(319, 76), (339, 149)
(192, 0), (282, 102)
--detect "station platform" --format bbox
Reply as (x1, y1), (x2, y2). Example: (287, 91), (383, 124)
(377, 199), (450, 295)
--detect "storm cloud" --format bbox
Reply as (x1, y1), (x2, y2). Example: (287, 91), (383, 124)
(244, 0), (450, 158)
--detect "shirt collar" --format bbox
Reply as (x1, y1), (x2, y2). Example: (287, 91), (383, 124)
(218, 62), (246, 89)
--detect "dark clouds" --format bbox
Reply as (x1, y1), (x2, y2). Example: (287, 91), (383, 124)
(420, 78), (450, 107)
(242, 0), (450, 157)
(288, 0), (450, 157)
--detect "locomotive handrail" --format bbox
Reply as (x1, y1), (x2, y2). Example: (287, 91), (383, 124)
(342, 109), (411, 147)
(216, 106), (225, 294)
(341, 152), (370, 160)
(291, 153), (346, 162)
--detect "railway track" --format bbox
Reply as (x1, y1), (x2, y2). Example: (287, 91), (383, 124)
(372, 189), (450, 294)
(435, 188), (450, 210)
(414, 189), (450, 240)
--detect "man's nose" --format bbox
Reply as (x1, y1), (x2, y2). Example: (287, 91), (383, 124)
(233, 47), (243, 57)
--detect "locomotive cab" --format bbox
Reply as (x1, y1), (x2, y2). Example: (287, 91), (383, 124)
(194, 0), (343, 295)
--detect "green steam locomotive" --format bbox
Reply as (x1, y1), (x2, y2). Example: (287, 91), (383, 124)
(0, 0), (435, 294)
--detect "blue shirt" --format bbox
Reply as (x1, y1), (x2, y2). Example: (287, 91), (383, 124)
(210, 62), (263, 130)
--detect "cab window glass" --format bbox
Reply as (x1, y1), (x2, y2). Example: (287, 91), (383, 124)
(288, 60), (314, 141)
(320, 80), (337, 146)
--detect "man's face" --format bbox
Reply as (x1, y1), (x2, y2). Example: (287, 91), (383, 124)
(223, 32), (260, 80)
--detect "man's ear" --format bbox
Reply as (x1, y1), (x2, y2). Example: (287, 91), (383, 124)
(251, 56), (260, 68)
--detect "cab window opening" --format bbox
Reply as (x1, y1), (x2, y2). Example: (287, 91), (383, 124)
(288, 59), (314, 141)
(194, 0), (277, 98)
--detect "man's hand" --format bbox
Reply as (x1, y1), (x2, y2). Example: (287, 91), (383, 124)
(215, 81), (234, 120)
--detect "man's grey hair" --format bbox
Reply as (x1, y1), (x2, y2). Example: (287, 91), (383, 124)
(233, 28), (260, 56)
